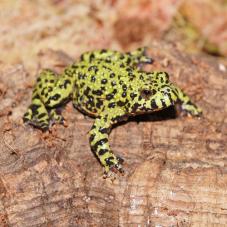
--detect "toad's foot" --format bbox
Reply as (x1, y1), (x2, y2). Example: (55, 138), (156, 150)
(181, 102), (202, 117)
(103, 156), (124, 179)
(49, 108), (65, 126)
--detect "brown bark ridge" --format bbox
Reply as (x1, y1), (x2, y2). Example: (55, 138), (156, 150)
(0, 42), (226, 226)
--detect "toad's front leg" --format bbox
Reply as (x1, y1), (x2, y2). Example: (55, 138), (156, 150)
(89, 109), (126, 177)
(170, 84), (202, 117)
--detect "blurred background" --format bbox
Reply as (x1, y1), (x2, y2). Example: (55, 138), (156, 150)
(1, 0), (227, 73)
(0, 2), (227, 226)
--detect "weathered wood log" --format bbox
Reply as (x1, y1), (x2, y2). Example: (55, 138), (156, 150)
(0, 42), (226, 226)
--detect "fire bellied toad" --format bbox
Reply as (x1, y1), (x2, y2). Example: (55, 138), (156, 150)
(23, 47), (202, 177)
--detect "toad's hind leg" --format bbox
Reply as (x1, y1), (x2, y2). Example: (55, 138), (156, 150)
(36, 69), (65, 125)
(23, 69), (70, 130)
(128, 47), (154, 65)
(89, 108), (126, 177)
(23, 89), (50, 130)
(80, 47), (153, 67)
(36, 68), (74, 109)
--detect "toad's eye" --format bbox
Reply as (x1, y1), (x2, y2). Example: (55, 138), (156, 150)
(140, 89), (155, 100)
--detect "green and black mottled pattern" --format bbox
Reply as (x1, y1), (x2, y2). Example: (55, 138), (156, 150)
(23, 47), (202, 176)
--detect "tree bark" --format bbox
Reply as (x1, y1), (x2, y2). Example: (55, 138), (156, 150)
(0, 43), (226, 226)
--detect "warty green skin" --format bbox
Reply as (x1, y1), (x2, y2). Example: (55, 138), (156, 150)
(23, 47), (202, 177)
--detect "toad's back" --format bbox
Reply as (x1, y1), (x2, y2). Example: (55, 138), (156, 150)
(72, 60), (140, 117)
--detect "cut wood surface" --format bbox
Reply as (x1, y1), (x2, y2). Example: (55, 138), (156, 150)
(0, 42), (227, 227)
